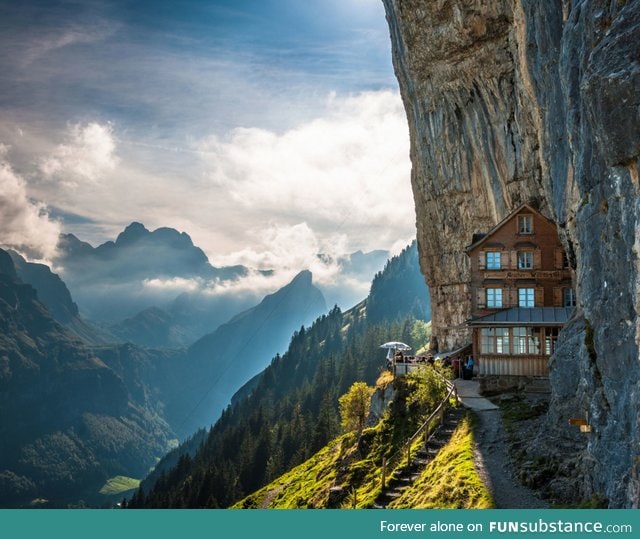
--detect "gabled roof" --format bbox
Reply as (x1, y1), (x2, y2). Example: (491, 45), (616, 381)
(468, 307), (574, 326)
(465, 203), (556, 253)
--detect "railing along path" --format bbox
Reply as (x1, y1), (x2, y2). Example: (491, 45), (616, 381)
(380, 369), (458, 490)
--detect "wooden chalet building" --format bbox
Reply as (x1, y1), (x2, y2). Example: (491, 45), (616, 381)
(465, 204), (574, 383)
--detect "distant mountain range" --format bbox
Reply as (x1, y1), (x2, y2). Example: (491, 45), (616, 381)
(8, 250), (111, 345)
(51, 222), (389, 348)
(0, 221), (416, 507)
(57, 222), (246, 285)
(0, 246), (327, 506)
(97, 269), (328, 439)
(54, 223), (254, 332)
(130, 242), (432, 508)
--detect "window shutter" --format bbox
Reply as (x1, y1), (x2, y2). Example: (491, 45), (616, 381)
(476, 287), (485, 309)
(533, 249), (542, 269)
(553, 287), (562, 307)
(554, 248), (564, 270)
(535, 287), (544, 307)
(504, 251), (518, 269)
(478, 251), (486, 270)
(508, 288), (518, 307)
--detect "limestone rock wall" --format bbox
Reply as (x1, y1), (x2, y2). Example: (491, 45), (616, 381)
(382, 0), (639, 507)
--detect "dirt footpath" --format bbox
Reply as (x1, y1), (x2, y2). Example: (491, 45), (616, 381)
(473, 409), (548, 509)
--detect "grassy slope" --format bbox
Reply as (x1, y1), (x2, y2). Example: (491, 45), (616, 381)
(389, 414), (493, 509)
(233, 436), (345, 508)
(99, 476), (141, 496)
(234, 411), (493, 509)
(233, 426), (387, 509)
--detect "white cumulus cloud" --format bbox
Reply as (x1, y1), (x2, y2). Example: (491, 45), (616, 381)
(0, 145), (61, 261)
(196, 90), (413, 249)
(40, 122), (119, 185)
(16, 91), (413, 280)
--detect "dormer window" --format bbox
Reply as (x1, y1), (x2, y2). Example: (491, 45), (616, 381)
(518, 215), (533, 234)
(486, 251), (501, 270)
(517, 251), (533, 270)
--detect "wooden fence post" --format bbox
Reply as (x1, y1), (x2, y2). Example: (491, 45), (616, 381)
(381, 457), (387, 491)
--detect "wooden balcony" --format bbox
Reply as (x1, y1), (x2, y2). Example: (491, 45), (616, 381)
(479, 355), (549, 377)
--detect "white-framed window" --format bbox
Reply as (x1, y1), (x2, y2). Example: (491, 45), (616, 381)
(513, 327), (528, 354)
(563, 288), (576, 307)
(486, 288), (503, 308)
(512, 327), (540, 355)
(532, 328), (542, 354)
(495, 327), (509, 354)
(518, 288), (535, 308)
(480, 328), (495, 354)
(486, 251), (501, 270)
(480, 328), (510, 354)
(518, 251), (533, 269)
(518, 215), (533, 234)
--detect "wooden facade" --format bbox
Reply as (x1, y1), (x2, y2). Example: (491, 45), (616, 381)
(466, 204), (575, 378)
(479, 355), (549, 377)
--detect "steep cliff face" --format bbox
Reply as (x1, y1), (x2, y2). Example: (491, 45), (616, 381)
(383, 0), (639, 507)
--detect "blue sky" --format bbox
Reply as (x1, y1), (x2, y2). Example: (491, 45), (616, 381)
(1, 0), (394, 135)
(0, 0), (414, 294)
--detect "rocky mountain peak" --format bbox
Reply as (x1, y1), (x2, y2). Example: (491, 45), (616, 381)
(0, 249), (17, 279)
(289, 269), (313, 287)
(115, 222), (150, 246)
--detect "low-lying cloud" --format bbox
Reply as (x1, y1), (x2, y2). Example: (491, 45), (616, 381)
(210, 221), (390, 308)
(0, 145), (61, 261)
(142, 276), (203, 293)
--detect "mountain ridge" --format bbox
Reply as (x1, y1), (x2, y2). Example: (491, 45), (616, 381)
(0, 248), (173, 507)
(129, 242), (431, 508)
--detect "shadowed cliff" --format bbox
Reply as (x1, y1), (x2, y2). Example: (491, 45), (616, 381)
(383, 0), (639, 507)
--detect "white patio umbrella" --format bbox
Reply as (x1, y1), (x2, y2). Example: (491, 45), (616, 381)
(379, 341), (411, 360)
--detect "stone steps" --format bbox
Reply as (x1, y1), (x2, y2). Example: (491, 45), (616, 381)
(372, 407), (465, 509)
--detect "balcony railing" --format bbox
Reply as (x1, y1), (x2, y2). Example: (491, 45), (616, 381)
(393, 362), (425, 377)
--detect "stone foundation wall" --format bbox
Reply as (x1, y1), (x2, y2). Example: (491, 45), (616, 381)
(478, 375), (550, 396)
